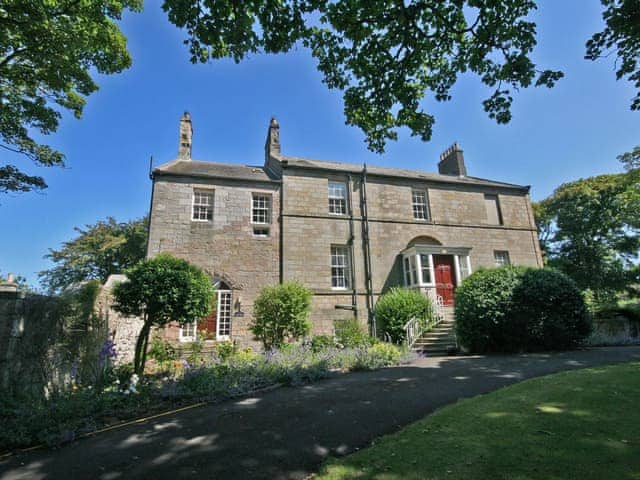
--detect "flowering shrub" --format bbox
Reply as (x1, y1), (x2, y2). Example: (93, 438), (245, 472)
(0, 341), (411, 452)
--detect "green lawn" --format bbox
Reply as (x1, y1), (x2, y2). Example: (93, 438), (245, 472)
(317, 362), (640, 480)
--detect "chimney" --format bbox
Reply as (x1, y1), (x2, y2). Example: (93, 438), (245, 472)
(265, 116), (281, 159)
(178, 112), (193, 160)
(438, 142), (467, 176)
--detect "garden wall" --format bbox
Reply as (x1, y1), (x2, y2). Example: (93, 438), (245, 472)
(0, 281), (108, 398)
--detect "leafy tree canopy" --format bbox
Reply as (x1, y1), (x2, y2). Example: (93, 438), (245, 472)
(618, 145), (640, 170)
(162, 0), (637, 153)
(0, 0), (142, 194)
(39, 216), (148, 293)
(534, 166), (640, 304)
(112, 254), (215, 373)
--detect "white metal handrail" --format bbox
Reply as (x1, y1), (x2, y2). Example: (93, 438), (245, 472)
(403, 289), (447, 348)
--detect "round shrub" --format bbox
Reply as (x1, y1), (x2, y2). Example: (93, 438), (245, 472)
(455, 266), (592, 353)
(251, 281), (312, 350)
(454, 266), (528, 353)
(511, 268), (592, 350)
(375, 287), (432, 343)
(334, 318), (377, 347)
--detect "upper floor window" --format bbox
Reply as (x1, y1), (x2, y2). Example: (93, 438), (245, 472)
(331, 245), (351, 289)
(328, 181), (347, 215)
(252, 194), (271, 224)
(494, 250), (511, 266)
(192, 189), (213, 221)
(412, 190), (429, 220)
(484, 194), (503, 225)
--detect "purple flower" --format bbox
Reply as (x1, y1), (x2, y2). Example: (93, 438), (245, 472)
(98, 339), (118, 365)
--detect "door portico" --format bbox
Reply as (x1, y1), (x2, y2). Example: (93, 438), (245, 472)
(401, 243), (472, 305)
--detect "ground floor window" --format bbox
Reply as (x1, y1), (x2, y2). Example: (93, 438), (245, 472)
(217, 290), (232, 340)
(179, 321), (197, 342)
(331, 245), (351, 289)
(494, 250), (511, 266)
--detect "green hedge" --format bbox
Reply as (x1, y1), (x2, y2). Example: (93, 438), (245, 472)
(455, 267), (591, 353)
(375, 288), (432, 343)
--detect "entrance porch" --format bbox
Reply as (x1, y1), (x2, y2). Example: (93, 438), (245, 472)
(400, 243), (472, 306)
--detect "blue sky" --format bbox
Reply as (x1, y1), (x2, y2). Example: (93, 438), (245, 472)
(1, 0), (638, 285)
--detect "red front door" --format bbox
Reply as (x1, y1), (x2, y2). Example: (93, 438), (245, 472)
(433, 255), (456, 306)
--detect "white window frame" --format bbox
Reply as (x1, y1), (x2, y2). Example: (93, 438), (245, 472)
(179, 321), (197, 342)
(192, 189), (214, 222)
(328, 181), (347, 215)
(216, 290), (232, 340)
(402, 247), (472, 289)
(412, 190), (429, 220)
(331, 245), (351, 290)
(494, 250), (511, 266)
(251, 193), (271, 225)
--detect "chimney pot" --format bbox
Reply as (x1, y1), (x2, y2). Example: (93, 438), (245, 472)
(265, 116), (281, 159)
(438, 142), (467, 176)
(178, 112), (193, 160)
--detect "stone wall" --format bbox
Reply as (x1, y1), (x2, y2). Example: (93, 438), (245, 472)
(0, 282), (107, 397)
(147, 175), (281, 347)
(281, 167), (542, 333)
(145, 158), (542, 345)
(95, 275), (144, 365)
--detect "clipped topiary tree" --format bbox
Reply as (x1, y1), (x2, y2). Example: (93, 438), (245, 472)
(112, 254), (215, 374)
(454, 266), (528, 353)
(251, 281), (312, 350)
(375, 287), (432, 343)
(511, 268), (592, 350)
(455, 266), (592, 353)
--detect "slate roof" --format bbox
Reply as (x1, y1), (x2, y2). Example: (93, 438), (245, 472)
(281, 155), (529, 192)
(154, 156), (529, 192)
(154, 159), (279, 183)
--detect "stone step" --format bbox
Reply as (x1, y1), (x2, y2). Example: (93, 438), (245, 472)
(421, 330), (454, 340)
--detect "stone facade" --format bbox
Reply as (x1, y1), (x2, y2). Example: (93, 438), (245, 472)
(146, 114), (542, 346)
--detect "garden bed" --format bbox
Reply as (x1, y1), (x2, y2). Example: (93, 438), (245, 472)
(0, 342), (412, 453)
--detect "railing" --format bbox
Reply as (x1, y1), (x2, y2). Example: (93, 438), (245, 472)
(420, 287), (446, 325)
(403, 316), (422, 348)
(403, 290), (447, 348)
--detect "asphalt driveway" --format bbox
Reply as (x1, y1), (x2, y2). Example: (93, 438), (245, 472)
(1, 346), (639, 480)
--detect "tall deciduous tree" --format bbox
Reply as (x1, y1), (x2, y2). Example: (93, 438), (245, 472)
(534, 167), (640, 304)
(0, 0), (142, 194)
(618, 146), (640, 171)
(162, 0), (638, 153)
(112, 254), (215, 374)
(39, 216), (148, 292)
(163, 0), (563, 153)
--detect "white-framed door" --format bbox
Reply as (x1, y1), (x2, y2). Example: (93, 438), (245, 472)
(216, 290), (232, 340)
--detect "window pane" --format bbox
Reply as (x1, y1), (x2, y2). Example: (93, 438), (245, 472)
(403, 257), (411, 285)
(420, 254), (432, 283)
(331, 245), (351, 289)
(412, 190), (428, 220)
(217, 291), (232, 337)
(410, 256), (417, 285)
(494, 250), (510, 266)
(459, 255), (471, 279)
(252, 194), (271, 224)
(328, 182), (347, 214)
(193, 189), (213, 221)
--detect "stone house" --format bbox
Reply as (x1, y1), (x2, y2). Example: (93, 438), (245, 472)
(146, 113), (542, 346)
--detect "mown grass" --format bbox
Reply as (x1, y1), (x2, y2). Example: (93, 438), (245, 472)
(317, 362), (640, 480)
